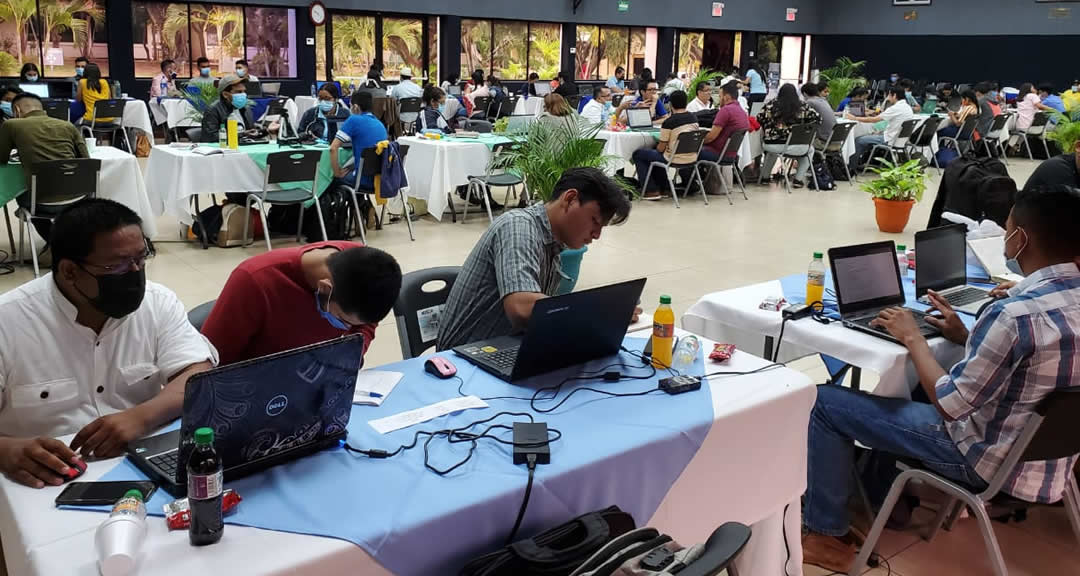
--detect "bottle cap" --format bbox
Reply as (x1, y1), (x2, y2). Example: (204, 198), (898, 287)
(897, 244), (906, 251)
(659, 295), (672, 305)
(123, 489), (144, 501)
(194, 427), (214, 446)
(813, 252), (823, 259)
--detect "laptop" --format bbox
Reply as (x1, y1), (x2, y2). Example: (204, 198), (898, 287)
(828, 241), (941, 345)
(915, 224), (993, 315)
(245, 81), (263, 97)
(126, 335), (363, 496)
(626, 107), (654, 131)
(846, 101), (866, 117)
(453, 279), (647, 382)
(533, 82), (551, 97)
(506, 114), (535, 134)
(968, 236), (1025, 285)
(261, 82), (281, 96)
(19, 83), (49, 98)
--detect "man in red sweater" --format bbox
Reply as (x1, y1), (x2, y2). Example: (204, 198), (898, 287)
(201, 241), (402, 365)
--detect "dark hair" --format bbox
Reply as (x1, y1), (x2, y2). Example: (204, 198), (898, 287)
(668, 89), (688, 110)
(774, 84), (802, 125)
(352, 90), (374, 112)
(197, 57), (210, 67)
(319, 82), (340, 99)
(51, 198), (143, 275)
(974, 82), (991, 95)
(745, 60), (765, 82)
(235, 59), (249, 67)
(592, 85), (608, 99)
(696, 82), (711, 95)
(960, 89), (978, 105)
(615, 66), (625, 76)
(557, 70), (572, 83)
(898, 78), (913, 90)
(0, 84), (21, 99)
(940, 83), (954, 93)
(887, 86), (906, 101)
(19, 62), (39, 81)
(640, 68), (653, 82)
(326, 246), (402, 323)
(1037, 83), (1055, 95)
(848, 86), (869, 99)
(83, 63), (104, 94)
(422, 84), (445, 107)
(446, 72), (460, 84)
(1013, 185), (1080, 261)
(800, 82), (819, 97)
(75, 56), (88, 65)
(720, 81), (739, 100)
(1018, 83), (1034, 98)
(160, 59), (175, 72)
(666, 72), (678, 81)
(11, 92), (41, 109)
(528, 72), (539, 81)
(472, 69), (485, 85)
(817, 79), (829, 93)
(550, 167), (631, 226)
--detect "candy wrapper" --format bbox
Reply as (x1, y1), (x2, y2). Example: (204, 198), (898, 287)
(165, 489), (242, 530)
(709, 344), (736, 362)
(759, 296), (786, 311)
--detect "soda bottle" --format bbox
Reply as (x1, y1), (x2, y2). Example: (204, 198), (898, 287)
(95, 489), (147, 576)
(806, 252), (826, 307)
(188, 427), (224, 546)
(896, 244), (908, 277)
(652, 295), (675, 369)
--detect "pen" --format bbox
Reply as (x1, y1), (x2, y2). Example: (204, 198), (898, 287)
(358, 391), (382, 398)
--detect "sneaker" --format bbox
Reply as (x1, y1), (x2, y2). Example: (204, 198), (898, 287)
(792, 180), (805, 189)
(642, 191), (662, 201)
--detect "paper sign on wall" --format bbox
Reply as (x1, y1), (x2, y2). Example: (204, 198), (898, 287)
(711, 2), (724, 17)
(45, 48), (64, 66)
(786, 8), (798, 22)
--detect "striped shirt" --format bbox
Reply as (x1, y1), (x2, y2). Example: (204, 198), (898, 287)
(936, 263), (1080, 502)
(436, 204), (566, 350)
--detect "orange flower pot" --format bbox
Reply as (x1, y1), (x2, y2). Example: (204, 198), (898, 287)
(873, 197), (915, 233)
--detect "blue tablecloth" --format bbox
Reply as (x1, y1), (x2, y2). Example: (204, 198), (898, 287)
(90, 336), (711, 575)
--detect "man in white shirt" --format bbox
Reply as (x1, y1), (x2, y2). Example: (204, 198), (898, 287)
(390, 67), (423, 100)
(0, 199), (217, 488)
(581, 86), (611, 125)
(846, 87), (913, 173)
(686, 82), (714, 114)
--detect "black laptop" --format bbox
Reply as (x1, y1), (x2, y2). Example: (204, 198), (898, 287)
(828, 241), (941, 345)
(245, 80), (263, 97)
(915, 224), (993, 315)
(126, 335), (363, 496)
(453, 279), (647, 382)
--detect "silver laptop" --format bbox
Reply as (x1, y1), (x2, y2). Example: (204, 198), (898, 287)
(261, 82), (281, 96)
(626, 107), (653, 130)
(915, 224), (993, 316)
(533, 82), (551, 96)
(507, 114), (535, 133)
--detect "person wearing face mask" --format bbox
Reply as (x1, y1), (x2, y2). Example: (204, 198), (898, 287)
(801, 184), (1080, 573)
(19, 63), (41, 84)
(201, 242), (401, 366)
(150, 59), (180, 100)
(0, 85), (20, 122)
(417, 85), (454, 134)
(898, 78), (921, 113)
(888, 73), (900, 87)
(0, 199), (217, 488)
(233, 58), (259, 82)
(70, 56), (88, 99)
(190, 57), (215, 86)
(329, 90), (387, 189)
(580, 86), (621, 125)
(298, 82), (347, 141)
(199, 74), (255, 142)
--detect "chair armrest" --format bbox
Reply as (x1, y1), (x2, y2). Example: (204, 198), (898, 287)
(675, 522), (752, 576)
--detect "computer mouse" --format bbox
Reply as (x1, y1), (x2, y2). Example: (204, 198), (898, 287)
(63, 459), (87, 483)
(424, 356), (457, 379)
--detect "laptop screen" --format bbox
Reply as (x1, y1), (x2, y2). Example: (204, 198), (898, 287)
(626, 107), (652, 128)
(533, 82), (551, 96)
(20, 83), (49, 98)
(915, 224), (967, 296)
(829, 242), (904, 314)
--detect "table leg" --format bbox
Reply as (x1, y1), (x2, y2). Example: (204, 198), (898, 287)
(851, 367), (862, 391)
(763, 336), (775, 361)
(3, 204), (15, 258)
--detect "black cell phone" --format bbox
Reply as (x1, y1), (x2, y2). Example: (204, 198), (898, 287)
(54, 481), (157, 507)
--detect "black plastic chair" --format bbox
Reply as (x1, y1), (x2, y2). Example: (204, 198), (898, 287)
(392, 266), (461, 358)
(982, 113), (1011, 163)
(768, 123), (820, 193)
(940, 115), (979, 156)
(464, 118), (493, 133)
(907, 115), (944, 174)
(81, 98), (132, 152)
(1017, 111), (1051, 161)
(815, 121), (857, 186)
(347, 144), (414, 242)
(641, 129), (708, 209)
(695, 129), (748, 205)
(862, 118), (919, 176)
(187, 299), (216, 331)
(464, 142), (527, 223)
(243, 149), (325, 251)
(851, 388), (1080, 576)
(42, 99), (70, 121)
(471, 96), (492, 120)
(398, 97), (422, 135)
(18, 158), (102, 277)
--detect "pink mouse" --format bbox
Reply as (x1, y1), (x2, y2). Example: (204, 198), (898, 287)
(424, 356), (457, 379)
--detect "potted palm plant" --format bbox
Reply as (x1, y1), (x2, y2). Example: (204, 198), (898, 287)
(861, 158), (927, 233)
(819, 57), (867, 111)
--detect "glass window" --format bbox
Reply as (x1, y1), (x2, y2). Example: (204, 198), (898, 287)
(597, 27), (627, 82)
(677, 31), (703, 78)
(427, 17), (438, 85)
(629, 27), (646, 76)
(131, 1), (190, 78)
(315, 23), (326, 81)
(330, 14), (374, 84)
(575, 25), (599, 80)
(189, 4), (243, 77)
(460, 19), (490, 81)
(492, 21), (527, 80)
(528, 22), (560, 80)
(382, 17), (422, 81)
(0, 2), (41, 76)
(38, 0), (109, 77)
(756, 34), (781, 72)
(243, 6), (296, 78)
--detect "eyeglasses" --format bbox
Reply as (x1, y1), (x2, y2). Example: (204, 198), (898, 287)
(80, 240), (155, 276)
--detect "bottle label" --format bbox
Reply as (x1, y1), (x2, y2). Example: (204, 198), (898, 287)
(653, 322), (674, 338)
(807, 271), (826, 286)
(110, 496), (145, 519)
(189, 471), (223, 500)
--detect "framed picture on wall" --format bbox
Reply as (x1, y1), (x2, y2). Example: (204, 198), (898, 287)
(893, 0), (931, 5)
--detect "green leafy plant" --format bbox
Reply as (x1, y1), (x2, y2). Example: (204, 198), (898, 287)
(180, 82), (219, 123)
(491, 119), (634, 202)
(860, 158), (927, 202)
(687, 68), (726, 100)
(1047, 109), (1080, 154)
(492, 117), (509, 134)
(820, 57), (867, 111)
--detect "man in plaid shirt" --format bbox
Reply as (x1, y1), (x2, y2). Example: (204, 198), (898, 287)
(803, 185), (1080, 572)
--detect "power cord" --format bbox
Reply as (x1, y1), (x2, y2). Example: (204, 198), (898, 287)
(0, 250), (14, 276)
(507, 453), (536, 544)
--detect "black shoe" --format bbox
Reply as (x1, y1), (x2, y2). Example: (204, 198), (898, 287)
(792, 180), (805, 189)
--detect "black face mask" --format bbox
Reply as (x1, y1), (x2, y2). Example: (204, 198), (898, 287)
(76, 267), (147, 319)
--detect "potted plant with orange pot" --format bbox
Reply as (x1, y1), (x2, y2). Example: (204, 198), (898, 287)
(860, 158), (926, 233)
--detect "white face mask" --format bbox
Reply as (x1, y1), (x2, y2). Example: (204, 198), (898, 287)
(1003, 228), (1028, 276)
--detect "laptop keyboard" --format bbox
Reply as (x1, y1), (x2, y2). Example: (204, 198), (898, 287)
(486, 345), (521, 372)
(944, 287), (990, 307)
(149, 450), (180, 479)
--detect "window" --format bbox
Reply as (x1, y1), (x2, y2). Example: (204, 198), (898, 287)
(427, 17), (438, 84)
(330, 14), (375, 84)
(575, 25), (599, 81)
(492, 21), (527, 80)
(189, 4), (244, 77)
(577, 26), (653, 81)
(460, 19), (490, 81)
(756, 34), (781, 71)
(629, 28), (648, 75)
(132, 2), (190, 78)
(243, 6), (297, 78)
(382, 17), (422, 81)
(528, 23), (560, 79)
(315, 24), (326, 81)
(0, 0), (108, 78)
(677, 31), (704, 78)
(597, 27), (627, 81)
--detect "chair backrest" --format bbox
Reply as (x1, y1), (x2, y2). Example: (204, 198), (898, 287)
(824, 121), (856, 151)
(357, 144), (410, 183)
(986, 113), (1009, 135)
(392, 266), (462, 358)
(783, 123), (818, 148)
(1028, 111), (1050, 132)
(467, 119), (493, 133)
(264, 149), (322, 187)
(911, 115), (943, 146)
(566, 94), (583, 111)
(42, 99), (69, 121)
(29, 158), (102, 209)
(92, 98), (127, 122)
(187, 299), (216, 330)
(956, 116), (979, 141)
(612, 94), (624, 107)
(719, 129), (747, 158)
(398, 97), (422, 114)
(671, 129), (707, 159)
(892, 118), (920, 147)
(185, 127), (203, 142)
(472, 96), (492, 117)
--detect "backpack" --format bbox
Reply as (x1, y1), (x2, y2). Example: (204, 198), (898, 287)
(825, 154), (850, 182)
(303, 184), (355, 242)
(216, 203), (260, 248)
(927, 155), (1016, 229)
(191, 204), (224, 244)
(807, 157), (835, 190)
(569, 523), (751, 576)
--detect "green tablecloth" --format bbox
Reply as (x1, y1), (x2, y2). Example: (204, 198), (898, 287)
(212, 142), (348, 207)
(440, 134), (514, 149)
(0, 163), (28, 206)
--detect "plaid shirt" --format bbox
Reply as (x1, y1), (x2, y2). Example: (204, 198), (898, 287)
(437, 204), (565, 350)
(936, 263), (1080, 502)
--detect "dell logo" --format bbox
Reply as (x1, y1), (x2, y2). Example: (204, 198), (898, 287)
(266, 395), (289, 416)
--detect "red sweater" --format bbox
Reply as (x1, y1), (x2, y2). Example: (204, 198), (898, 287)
(202, 241), (376, 365)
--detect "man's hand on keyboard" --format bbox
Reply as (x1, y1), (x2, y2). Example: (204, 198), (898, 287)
(870, 307), (922, 347)
(923, 291), (970, 346)
(989, 281), (1016, 299)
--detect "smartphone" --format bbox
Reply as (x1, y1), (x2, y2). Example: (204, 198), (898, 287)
(55, 481), (157, 507)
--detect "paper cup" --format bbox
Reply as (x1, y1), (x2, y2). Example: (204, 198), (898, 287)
(95, 516), (145, 576)
(85, 137), (96, 152)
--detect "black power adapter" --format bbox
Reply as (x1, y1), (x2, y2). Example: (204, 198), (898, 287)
(512, 422), (551, 465)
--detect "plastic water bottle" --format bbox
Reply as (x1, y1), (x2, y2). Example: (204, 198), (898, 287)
(311, 83), (317, 98)
(672, 335), (700, 371)
(218, 126), (227, 147)
(896, 245), (908, 276)
(188, 427), (224, 546)
(159, 80), (168, 99)
(652, 295), (675, 369)
(806, 252), (826, 307)
(95, 490), (147, 576)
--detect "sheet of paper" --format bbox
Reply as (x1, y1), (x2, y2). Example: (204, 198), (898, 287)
(368, 395), (489, 434)
(353, 370), (404, 407)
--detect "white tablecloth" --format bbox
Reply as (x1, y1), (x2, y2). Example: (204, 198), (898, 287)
(149, 99), (300, 131)
(90, 146), (158, 237)
(596, 129), (660, 174)
(838, 116), (940, 165)
(512, 96), (545, 117)
(683, 282), (967, 398)
(398, 136), (492, 221)
(0, 332), (814, 576)
(120, 100), (155, 138)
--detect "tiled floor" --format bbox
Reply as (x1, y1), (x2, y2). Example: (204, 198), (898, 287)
(2, 156), (1077, 575)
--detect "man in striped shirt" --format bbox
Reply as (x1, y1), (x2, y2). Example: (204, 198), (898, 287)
(802, 185), (1080, 572)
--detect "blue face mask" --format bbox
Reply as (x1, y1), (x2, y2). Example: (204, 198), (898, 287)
(26, 74), (38, 82)
(200, 67), (211, 77)
(890, 76), (898, 84)
(75, 67), (84, 76)
(318, 100), (334, 113)
(989, 90), (999, 101)
(437, 102), (446, 115)
(315, 287), (350, 330)
(1003, 228), (1027, 276)
(0, 101), (11, 116)
(236, 67), (246, 77)
(231, 93), (248, 109)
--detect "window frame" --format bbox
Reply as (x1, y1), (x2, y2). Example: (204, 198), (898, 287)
(461, 18), (562, 82)
(575, 25), (647, 82)
(319, 10), (439, 85)
(2, 0), (112, 79)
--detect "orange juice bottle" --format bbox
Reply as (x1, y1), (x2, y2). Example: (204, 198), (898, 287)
(806, 252), (826, 307)
(652, 295), (674, 369)
(226, 119), (239, 150)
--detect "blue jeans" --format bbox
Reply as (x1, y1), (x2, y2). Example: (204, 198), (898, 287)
(632, 148), (669, 193)
(804, 385), (987, 537)
(852, 134), (884, 170)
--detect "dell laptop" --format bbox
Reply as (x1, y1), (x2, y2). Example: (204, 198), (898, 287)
(828, 241), (941, 345)
(915, 224), (993, 315)
(453, 279), (647, 382)
(626, 108), (655, 131)
(126, 335), (363, 496)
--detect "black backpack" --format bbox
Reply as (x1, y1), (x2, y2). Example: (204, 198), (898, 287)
(807, 157), (835, 190)
(825, 154), (850, 182)
(927, 154), (1016, 229)
(265, 184), (367, 242)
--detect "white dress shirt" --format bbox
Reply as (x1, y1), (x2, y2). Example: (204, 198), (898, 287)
(881, 100), (914, 145)
(686, 97), (713, 114)
(580, 98), (606, 125)
(0, 275), (218, 439)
